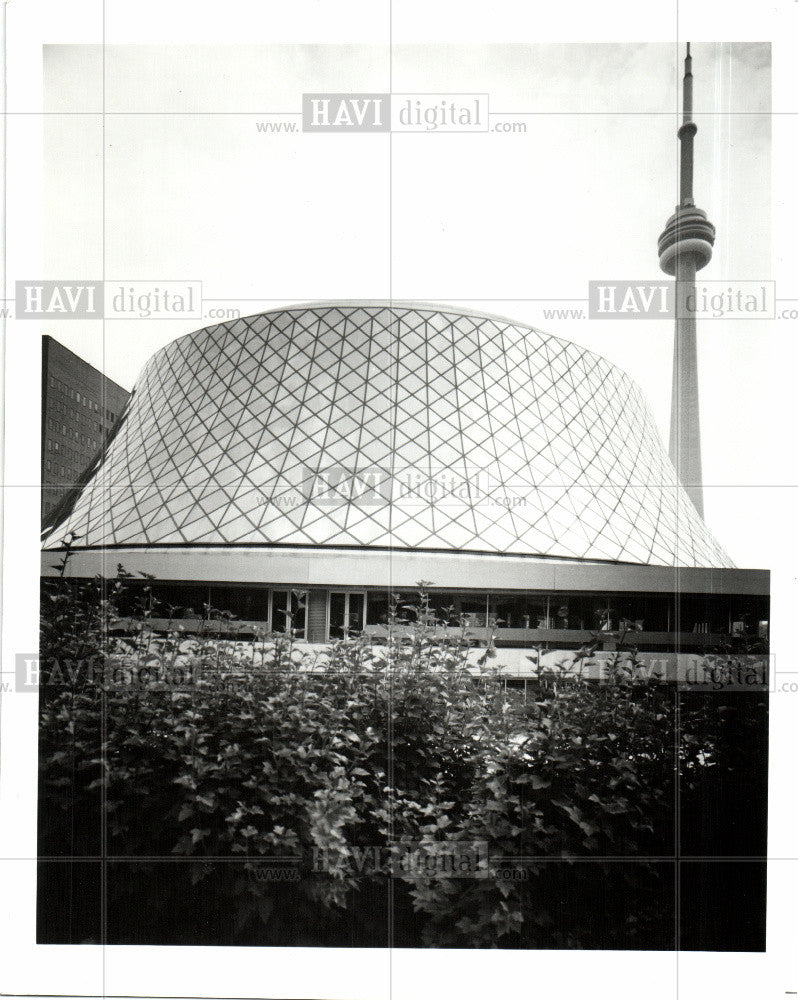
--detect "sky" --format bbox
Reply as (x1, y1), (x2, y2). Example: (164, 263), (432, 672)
(41, 42), (772, 563)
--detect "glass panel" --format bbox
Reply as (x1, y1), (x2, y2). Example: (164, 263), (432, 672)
(425, 592), (463, 625)
(271, 590), (289, 633)
(366, 592), (390, 627)
(347, 593), (365, 634)
(150, 583), (209, 619)
(633, 594), (672, 633)
(490, 594), (548, 629)
(329, 592), (346, 640)
(290, 590), (307, 639)
(210, 586), (270, 622)
(678, 592), (726, 635)
(456, 596), (488, 627)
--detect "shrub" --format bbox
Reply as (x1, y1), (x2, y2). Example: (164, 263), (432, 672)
(37, 568), (762, 948)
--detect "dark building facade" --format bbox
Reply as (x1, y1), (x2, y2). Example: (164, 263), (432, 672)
(41, 335), (130, 521)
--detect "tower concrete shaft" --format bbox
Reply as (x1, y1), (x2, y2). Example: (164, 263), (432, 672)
(671, 253), (703, 516)
(658, 42), (714, 520)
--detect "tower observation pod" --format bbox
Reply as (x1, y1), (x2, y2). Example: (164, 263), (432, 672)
(658, 43), (715, 519)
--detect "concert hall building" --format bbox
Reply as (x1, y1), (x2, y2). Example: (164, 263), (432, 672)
(40, 302), (768, 660)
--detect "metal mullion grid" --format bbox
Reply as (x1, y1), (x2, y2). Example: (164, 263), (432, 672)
(585, 431), (652, 560)
(610, 390), (684, 557)
(194, 323), (289, 538)
(45, 307), (737, 566)
(136, 337), (237, 542)
(289, 320), (385, 542)
(571, 366), (656, 555)
(568, 369), (655, 548)
(385, 319), (446, 551)
(485, 321), (571, 496)
(335, 312), (384, 539)
(516, 332), (585, 551)
(186, 322), (262, 481)
(420, 314), (440, 538)
(554, 350), (627, 488)
(494, 324), (565, 549)
(437, 318), (482, 545)
(471, 318), (525, 545)
(286, 309), (350, 535)
(388, 320), (442, 540)
(230, 312), (311, 517)
(537, 340), (596, 486)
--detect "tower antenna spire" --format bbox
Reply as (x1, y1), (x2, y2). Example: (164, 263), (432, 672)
(657, 42), (715, 520)
(680, 42), (696, 206)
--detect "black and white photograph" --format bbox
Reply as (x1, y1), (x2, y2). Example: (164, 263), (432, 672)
(0, 4), (796, 1000)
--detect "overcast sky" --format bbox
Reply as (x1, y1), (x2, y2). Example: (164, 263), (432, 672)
(42, 42), (771, 562)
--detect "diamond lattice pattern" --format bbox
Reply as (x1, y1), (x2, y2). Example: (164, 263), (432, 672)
(43, 305), (733, 568)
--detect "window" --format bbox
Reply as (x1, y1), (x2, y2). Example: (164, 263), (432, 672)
(210, 586), (270, 622)
(270, 590), (306, 638)
(491, 594), (551, 629)
(329, 592), (366, 639)
(366, 592), (391, 627)
(429, 592), (483, 625)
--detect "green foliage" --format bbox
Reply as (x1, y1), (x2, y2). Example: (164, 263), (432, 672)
(39, 569), (760, 948)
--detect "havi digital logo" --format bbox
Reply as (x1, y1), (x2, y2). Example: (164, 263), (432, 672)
(16, 281), (102, 319)
(302, 93), (488, 133)
(303, 93), (390, 132)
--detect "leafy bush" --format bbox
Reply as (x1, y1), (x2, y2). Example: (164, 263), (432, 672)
(38, 563), (763, 948)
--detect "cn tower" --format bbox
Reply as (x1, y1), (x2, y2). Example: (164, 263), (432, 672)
(658, 43), (715, 519)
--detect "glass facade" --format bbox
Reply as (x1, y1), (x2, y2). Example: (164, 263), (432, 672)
(43, 304), (732, 568)
(106, 581), (768, 652)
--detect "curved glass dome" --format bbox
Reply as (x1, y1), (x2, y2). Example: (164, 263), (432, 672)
(43, 302), (732, 568)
